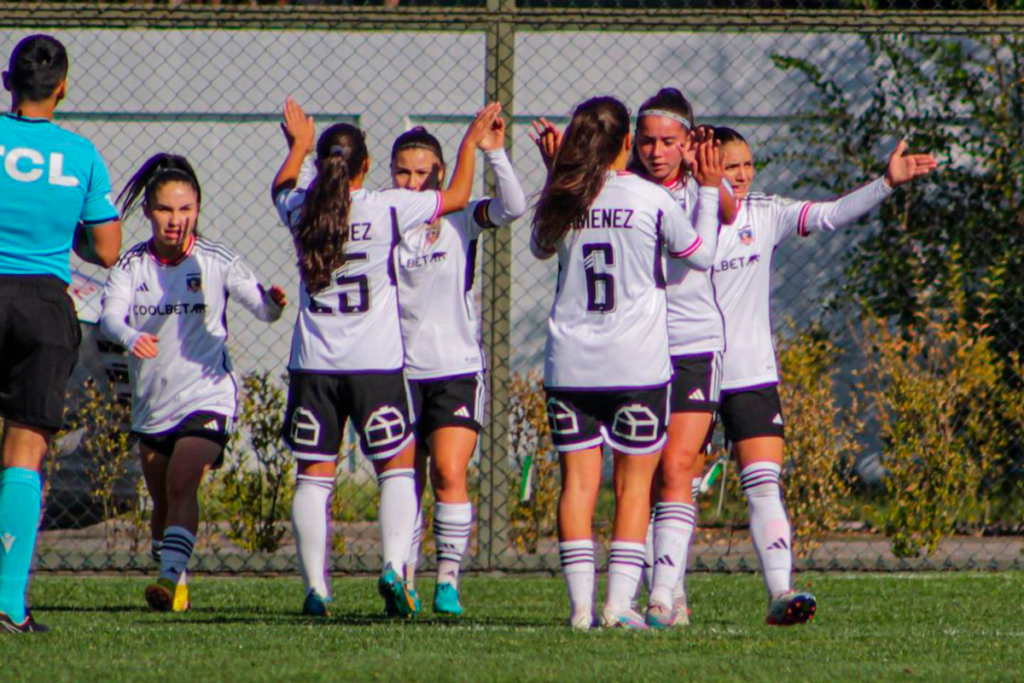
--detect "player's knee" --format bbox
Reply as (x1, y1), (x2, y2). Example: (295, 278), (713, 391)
(659, 449), (700, 492)
(166, 475), (200, 504)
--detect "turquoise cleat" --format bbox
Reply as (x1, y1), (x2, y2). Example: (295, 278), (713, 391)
(302, 591), (331, 617)
(433, 582), (464, 616)
(378, 563), (417, 619)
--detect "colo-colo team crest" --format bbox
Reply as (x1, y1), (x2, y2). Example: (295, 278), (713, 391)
(186, 273), (202, 292)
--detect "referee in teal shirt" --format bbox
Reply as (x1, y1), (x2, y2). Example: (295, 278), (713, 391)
(0, 35), (121, 633)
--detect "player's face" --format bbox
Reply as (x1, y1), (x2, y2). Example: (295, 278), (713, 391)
(635, 116), (688, 183)
(721, 141), (755, 199)
(146, 181), (199, 250)
(392, 148), (444, 192)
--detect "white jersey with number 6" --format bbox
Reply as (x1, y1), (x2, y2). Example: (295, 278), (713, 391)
(533, 171), (719, 390)
(275, 186), (441, 372)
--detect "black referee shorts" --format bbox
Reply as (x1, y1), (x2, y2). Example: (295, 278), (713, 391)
(0, 275), (81, 431)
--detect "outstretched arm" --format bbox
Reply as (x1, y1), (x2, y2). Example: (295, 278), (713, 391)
(271, 97), (316, 200)
(226, 258), (286, 323)
(439, 103), (502, 217)
(475, 116), (527, 226)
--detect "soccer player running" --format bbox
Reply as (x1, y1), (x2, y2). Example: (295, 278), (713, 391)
(273, 97), (498, 618)
(0, 35), (122, 634)
(710, 126), (936, 625)
(100, 154), (287, 612)
(391, 123), (526, 615)
(531, 96), (719, 630)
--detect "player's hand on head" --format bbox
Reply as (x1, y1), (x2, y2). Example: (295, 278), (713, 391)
(281, 96), (316, 153)
(466, 102), (502, 146)
(268, 285), (288, 309)
(132, 333), (159, 360)
(528, 117), (562, 171)
(884, 140), (939, 188)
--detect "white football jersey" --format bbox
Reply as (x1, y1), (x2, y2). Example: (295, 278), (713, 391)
(535, 172), (716, 390)
(715, 177), (892, 390)
(275, 186), (441, 372)
(398, 149), (526, 380)
(100, 237), (283, 434)
(664, 176), (727, 356)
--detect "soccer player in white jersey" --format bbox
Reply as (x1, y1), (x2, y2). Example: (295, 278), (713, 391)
(272, 98), (499, 619)
(531, 96), (720, 630)
(391, 124), (526, 616)
(100, 154), (287, 612)
(710, 126), (937, 625)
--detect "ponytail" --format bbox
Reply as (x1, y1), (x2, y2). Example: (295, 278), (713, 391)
(118, 153), (202, 232)
(532, 96), (631, 253)
(295, 123), (369, 294)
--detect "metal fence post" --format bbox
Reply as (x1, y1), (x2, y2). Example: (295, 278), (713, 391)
(479, 0), (516, 571)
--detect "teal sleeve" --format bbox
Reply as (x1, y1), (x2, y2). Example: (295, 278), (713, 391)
(80, 148), (119, 226)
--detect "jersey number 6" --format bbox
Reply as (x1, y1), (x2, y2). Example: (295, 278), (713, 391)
(582, 243), (615, 313)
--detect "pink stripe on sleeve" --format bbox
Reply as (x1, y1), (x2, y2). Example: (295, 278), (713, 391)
(670, 236), (703, 258)
(797, 202), (814, 237)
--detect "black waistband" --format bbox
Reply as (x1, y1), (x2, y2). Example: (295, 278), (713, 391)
(0, 274), (68, 290)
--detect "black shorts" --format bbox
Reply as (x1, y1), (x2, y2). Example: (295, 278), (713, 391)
(670, 352), (722, 414)
(136, 411), (231, 469)
(719, 384), (785, 443)
(0, 275), (81, 431)
(544, 385), (670, 455)
(409, 372), (485, 439)
(283, 370), (415, 462)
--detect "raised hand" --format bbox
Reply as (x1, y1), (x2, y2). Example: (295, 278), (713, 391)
(528, 117), (563, 171)
(679, 129), (698, 173)
(132, 333), (159, 360)
(692, 130), (724, 188)
(884, 140), (939, 188)
(479, 110), (507, 151)
(281, 96), (316, 154)
(268, 285), (288, 309)
(465, 102), (503, 147)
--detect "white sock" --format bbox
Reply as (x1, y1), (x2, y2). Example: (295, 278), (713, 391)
(559, 540), (595, 618)
(676, 480), (702, 601)
(434, 502), (473, 588)
(650, 503), (696, 608)
(377, 468), (417, 577)
(159, 526), (195, 585)
(292, 474), (333, 598)
(741, 462), (792, 599)
(605, 541), (645, 614)
(406, 508), (423, 591)
(641, 517), (654, 595)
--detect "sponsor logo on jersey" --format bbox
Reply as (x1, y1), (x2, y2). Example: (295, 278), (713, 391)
(364, 406), (408, 448)
(0, 147), (79, 186)
(688, 388), (706, 402)
(716, 254), (761, 272)
(546, 398), (580, 435)
(772, 413), (784, 426)
(132, 303), (207, 316)
(612, 404), (660, 443)
(453, 405), (471, 418)
(186, 274), (202, 292)
(136, 282), (149, 292)
(738, 224), (754, 245)
(405, 252), (448, 269)
(1, 532), (15, 553)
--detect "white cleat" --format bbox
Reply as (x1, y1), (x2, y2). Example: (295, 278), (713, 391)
(569, 610), (595, 631)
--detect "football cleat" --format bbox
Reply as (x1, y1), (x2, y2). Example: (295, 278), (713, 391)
(145, 577), (190, 613)
(378, 563), (417, 619)
(432, 582), (464, 616)
(644, 602), (675, 630)
(302, 591), (331, 617)
(599, 606), (649, 630)
(0, 610), (49, 634)
(766, 591), (816, 626)
(569, 610), (595, 631)
(670, 596), (691, 627)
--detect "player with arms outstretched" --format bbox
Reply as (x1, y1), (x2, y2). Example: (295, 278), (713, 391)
(100, 154), (287, 612)
(532, 96), (719, 630)
(0, 35), (121, 633)
(391, 122), (526, 615)
(273, 98), (498, 618)
(710, 126), (937, 625)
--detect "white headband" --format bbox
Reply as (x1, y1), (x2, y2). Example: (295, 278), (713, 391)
(638, 109), (691, 129)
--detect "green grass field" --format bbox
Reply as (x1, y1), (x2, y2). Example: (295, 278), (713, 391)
(5, 573), (1023, 682)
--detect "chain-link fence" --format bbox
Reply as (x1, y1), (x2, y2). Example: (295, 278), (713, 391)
(3, 0), (1021, 574)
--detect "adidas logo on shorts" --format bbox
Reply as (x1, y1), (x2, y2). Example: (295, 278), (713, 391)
(772, 414), (784, 426)
(203, 419), (220, 431)
(453, 406), (471, 418)
(688, 388), (706, 402)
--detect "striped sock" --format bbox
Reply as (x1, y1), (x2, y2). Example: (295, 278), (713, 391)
(434, 502), (472, 588)
(159, 526), (195, 586)
(377, 468), (417, 577)
(691, 475), (703, 502)
(741, 462), (792, 598)
(641, 516), (654, 596)
(559, 540), (595, 619)
(406, 508), (423, 591)
(606, 541), (646, 613)
(292, 474), (333, 598)
(650, 502), (697, 608)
